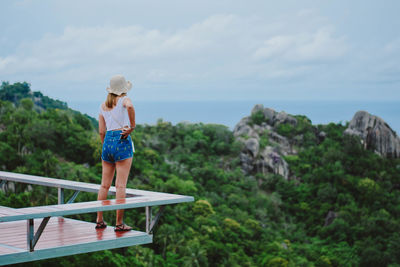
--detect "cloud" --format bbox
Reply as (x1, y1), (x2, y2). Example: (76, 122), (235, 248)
(12, 10), (400, 101)
(253, 28), (348, 63)
(0, 11), (351, 80)
(0, 15), (238, 80)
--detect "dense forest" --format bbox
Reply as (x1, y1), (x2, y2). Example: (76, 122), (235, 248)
(0, 82), (399, 267)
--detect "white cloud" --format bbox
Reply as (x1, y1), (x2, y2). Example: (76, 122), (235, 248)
(0, 11), (355, 100)
(253, 28), (348, 63)
(0, 15), (238, 78)
(0, 12), (350, 79)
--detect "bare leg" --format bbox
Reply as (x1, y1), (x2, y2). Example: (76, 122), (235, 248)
(115, 157), (132, 225)
(96, 160), (115, 223)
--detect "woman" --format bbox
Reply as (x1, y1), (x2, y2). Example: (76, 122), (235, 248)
(96, 74), (136, 231)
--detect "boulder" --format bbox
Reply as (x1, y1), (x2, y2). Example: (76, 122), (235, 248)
(265, 131), (295, 155)
(318, 131), (327, 143)
(245, 138), (259, 157)
(239, 153), (254, 173)
(324, 211), (337, 226)
(233, 117), (251, 136)
(344, 111), (400, 158)
(263, 108), (276, 124)
(258, 146), (289, 179)
(234, 124), (252, 137)
(275, 111), (297, 126)
(251, 104), (264, 115)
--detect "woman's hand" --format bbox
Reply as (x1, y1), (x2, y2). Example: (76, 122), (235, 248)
(121, 126), (134, 139)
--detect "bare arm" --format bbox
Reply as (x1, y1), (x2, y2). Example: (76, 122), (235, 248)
(98, 114), (106, 144)
(122, 97), (135, 137)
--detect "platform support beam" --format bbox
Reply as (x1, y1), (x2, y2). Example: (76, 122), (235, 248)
(27, 217), (51, 252)
(58, 188), (64, 204)
(149, 205), (166, 234)
(145, 206), (152, 233)
(67, 190), (80, 204)
(146, 205), (166, 234)
(27, 219), (34, 251)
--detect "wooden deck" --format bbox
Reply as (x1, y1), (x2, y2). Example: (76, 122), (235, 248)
(0, 217), (152, 265)
(0, 171), (194, 266)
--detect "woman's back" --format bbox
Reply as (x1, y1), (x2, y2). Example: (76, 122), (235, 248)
(99, 96), (131, 131)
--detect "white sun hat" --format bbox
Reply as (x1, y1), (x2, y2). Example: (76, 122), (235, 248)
(106, 74), (132, 95)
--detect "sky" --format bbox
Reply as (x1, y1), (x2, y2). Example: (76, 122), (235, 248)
(0, 0), (400, 104)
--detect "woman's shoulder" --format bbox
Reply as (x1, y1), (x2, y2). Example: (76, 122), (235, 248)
(100, 102), (111, 112)
(122, 96), (133, 107)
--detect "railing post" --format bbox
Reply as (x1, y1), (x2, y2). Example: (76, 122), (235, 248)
(145, 206), (152, 233)
(58, 188), (64, 204)
(27, 219), (34, 251)
(0, 180), (6, 189)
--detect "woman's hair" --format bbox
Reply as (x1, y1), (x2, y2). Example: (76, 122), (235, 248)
(105, 93), (126, 108)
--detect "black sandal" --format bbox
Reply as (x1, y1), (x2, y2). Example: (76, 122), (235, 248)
(95, 221), (107, 229)
(114, 224), (132, 232)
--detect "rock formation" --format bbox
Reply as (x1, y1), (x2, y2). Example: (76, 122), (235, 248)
(235, 107), (400, 181)
(233, 104), (308, 179)
(344, 111), (400, 158)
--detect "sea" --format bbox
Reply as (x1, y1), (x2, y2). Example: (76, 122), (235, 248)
(68, 100), (400, 134)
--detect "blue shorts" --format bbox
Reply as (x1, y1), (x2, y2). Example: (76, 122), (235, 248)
(101, 130), (134, 163)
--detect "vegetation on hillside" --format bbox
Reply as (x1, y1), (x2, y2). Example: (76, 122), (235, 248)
(0, 82), (399, 266)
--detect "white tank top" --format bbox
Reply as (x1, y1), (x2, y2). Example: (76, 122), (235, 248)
(99, 96), (131, 131)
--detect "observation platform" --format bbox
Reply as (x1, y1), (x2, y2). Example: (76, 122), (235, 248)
(0, 171), (194, 266)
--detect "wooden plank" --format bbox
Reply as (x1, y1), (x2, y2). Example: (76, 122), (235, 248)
(0, 195), (194, 222)
(0, 217), (152, 266)
(0, 244), (25, 254)
(4, 227), (145, 247)
(0, 217), (148, 247)
(0, 206), (15, 210)
(0, 206), (16, 216)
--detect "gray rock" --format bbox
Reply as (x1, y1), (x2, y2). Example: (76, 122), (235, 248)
(245, 138), (259, 157)
(253, 124), (261, 132)
(234, 106), (297, 179)
(275, 111), (297, 126)
(234, 116), (262, 140)
(275, 111), (288, 124)
(233, 117), (251, 136)
(263, 108), (276, 124)
(318, 131), (327, 143)
(258, 147), (289, 179)
(344, 111), (400, 158)
(239, 153), (254, 173)
(234, 124), (253, 137)
(324, 211), (337, 226)
(251, 104), (264, 115)
(268, 131), (292, 155)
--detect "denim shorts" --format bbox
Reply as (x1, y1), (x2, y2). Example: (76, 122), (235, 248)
(101, 130), (134, 163)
